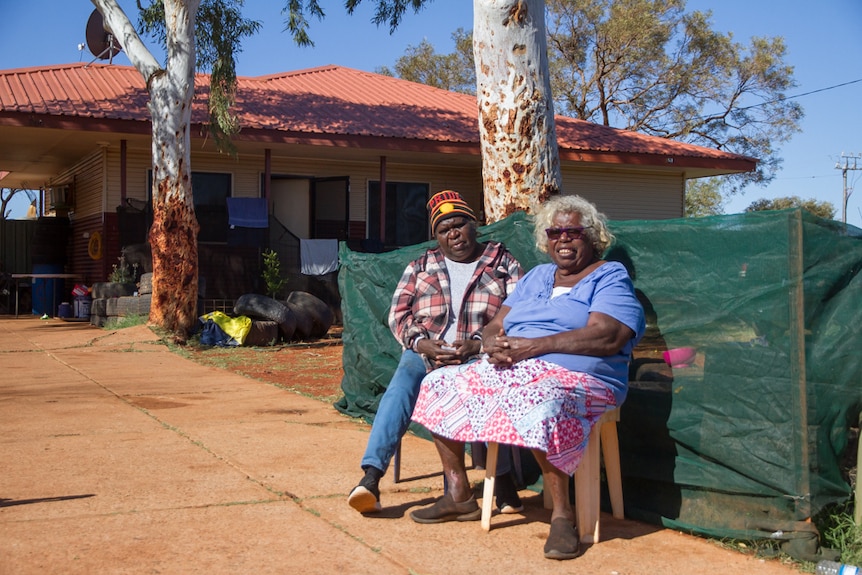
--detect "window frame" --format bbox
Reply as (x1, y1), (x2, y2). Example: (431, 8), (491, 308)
(147, 170), (233, 244)
(367, 180), (430, 248)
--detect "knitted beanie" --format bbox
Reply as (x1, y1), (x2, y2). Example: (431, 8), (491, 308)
(427, 190), (476, 232)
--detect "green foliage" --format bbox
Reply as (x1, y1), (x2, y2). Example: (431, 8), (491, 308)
(745, 196), (836, 219)
(815, 501), (862, 568)
(282, 0), (325, 47)
(198, 0), (261, 153)
(284, 0), (428, 46)
(109, 256), (138, 284)
(261, 249), (286, 299)
(376, 29), (475, 94)
(685, 178), (726, 217)
(345, 0), (427, 33)
(136, 0), (261, 154)
(103, 314), (148, 330)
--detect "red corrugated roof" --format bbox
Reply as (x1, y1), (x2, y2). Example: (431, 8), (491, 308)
(237, 66), (483, 143)
(0, 62), (754, 164)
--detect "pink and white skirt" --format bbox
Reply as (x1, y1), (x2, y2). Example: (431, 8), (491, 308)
(411, 358), (616, 475)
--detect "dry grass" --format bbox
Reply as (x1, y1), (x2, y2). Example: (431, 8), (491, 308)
(182, 338), (344, 403)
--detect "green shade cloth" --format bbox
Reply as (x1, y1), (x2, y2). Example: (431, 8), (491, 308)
(335, 208), (862, 555)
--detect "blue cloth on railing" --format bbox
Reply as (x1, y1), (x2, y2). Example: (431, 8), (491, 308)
(226, 197), (268, 228)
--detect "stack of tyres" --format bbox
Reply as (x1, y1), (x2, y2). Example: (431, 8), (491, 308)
(89, 281), (136, 327)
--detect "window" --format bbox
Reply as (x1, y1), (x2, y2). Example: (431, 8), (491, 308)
(367, 181), (429, 247)
(148, 171), (232, 243)
(312, 177), (349, 240)
(193, 172), (231, 243)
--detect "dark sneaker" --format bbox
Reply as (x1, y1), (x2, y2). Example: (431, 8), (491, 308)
(410, 493), (482, 524)
(348, 471), (381, 513)
(543, 517), (581, 560)
(495, 473), (524, 514)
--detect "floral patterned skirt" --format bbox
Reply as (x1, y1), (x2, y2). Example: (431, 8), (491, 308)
(411, 358), (616, 475)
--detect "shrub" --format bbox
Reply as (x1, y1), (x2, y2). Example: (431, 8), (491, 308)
(109, 255), (138, 284)
(261, 249), (286, 299)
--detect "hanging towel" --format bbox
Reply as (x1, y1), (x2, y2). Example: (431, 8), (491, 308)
(226, 197), (268, 228)
(300, 239), (339, 275)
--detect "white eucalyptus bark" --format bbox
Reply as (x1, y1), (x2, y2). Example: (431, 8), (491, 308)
(473, 0), (562, 222)
(92, 0), (161, 83)
(91, 0), (201, 338)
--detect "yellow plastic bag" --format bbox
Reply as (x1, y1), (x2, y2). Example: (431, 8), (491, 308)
(199, 311), (252, 346)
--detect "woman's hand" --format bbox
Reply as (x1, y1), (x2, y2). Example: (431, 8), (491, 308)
(486, 332), (539, 367)
(416, 338), (481, 367)
(482, 328), (504, 358)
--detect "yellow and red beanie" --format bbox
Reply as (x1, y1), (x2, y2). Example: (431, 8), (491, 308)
(427, 190), (476, 232)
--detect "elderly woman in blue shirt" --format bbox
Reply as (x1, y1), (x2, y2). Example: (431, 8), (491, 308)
(409, 194), (646, 561)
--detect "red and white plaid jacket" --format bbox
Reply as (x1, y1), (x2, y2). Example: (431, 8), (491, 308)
(388, 241), (522, 368)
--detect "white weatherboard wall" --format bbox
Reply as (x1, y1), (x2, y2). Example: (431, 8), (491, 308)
(563, 167), (684, 221)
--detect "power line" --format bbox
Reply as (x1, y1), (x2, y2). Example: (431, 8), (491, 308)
(737, 78), (862, 111)
(692, 78), (862, 119)
(772, 174), (840, 181)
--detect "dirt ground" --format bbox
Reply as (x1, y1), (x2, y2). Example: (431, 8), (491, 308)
(180, 330), (808, 573)
(183, 332), (346, 403)
(1, 319), (808, 574)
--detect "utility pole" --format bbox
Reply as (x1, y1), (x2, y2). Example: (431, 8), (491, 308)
(836, 153), (861, 224)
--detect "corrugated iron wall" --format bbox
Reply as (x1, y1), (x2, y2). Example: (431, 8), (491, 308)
(0, 219), (35, 274)
(70, 212), (113, 284)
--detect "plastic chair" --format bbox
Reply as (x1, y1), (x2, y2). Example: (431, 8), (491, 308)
(480, 406), (624, 544)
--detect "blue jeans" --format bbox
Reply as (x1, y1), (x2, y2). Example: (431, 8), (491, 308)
(360, 350), (512, 476)
(361, 350), (427, 473)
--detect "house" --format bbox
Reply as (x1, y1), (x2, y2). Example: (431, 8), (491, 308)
(0, 62), (756, 308)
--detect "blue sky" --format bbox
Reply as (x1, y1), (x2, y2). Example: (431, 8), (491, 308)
(2, 0), (860, 227)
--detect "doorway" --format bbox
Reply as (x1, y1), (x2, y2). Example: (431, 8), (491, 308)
(268, 175), (348, 240)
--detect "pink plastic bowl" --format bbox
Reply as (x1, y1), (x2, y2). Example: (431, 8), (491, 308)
(663, 347), (697, 368)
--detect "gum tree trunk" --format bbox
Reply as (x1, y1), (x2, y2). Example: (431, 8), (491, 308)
(94, 0), (201, 339)
(147, 63), (200, 338)
(473, 0), (562, 222)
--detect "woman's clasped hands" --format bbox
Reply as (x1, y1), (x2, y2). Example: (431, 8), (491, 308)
(416, 338), (481, 367)
(483, 328), (539, 367)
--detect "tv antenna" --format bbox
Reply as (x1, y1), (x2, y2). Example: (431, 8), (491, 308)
(84, 9), (122, 66)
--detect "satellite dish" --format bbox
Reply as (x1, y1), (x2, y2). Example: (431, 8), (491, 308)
(85, 9), (122, 62)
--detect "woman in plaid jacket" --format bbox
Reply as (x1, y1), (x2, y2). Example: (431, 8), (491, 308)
(348, 190), (522, 514)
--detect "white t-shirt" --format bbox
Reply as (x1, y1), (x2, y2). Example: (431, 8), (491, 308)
(442, 257), (480, 344)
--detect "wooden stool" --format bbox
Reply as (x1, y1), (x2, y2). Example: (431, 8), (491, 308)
(480, 407), (624, 544)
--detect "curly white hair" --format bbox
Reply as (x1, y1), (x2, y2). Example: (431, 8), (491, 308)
(532, 195), (614, 254)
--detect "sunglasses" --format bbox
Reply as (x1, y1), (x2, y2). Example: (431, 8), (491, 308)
(545, 226), (590, 240)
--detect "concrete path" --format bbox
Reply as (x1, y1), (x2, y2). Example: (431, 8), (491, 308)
(0, 317), (801, 574)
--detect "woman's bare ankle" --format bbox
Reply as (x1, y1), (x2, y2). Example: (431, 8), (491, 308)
(448, 488), (473, 503)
